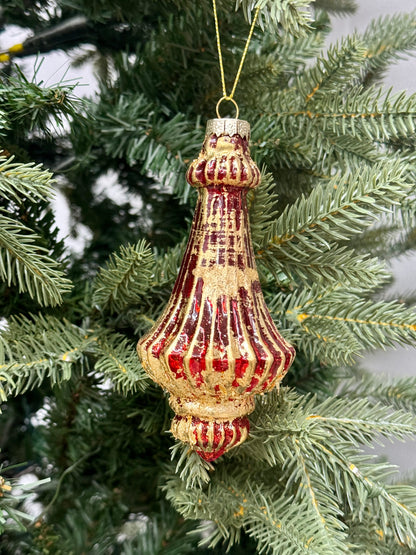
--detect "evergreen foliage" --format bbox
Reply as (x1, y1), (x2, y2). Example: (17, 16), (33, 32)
(0, 1), (416, 553)
(0, 155), (72, 306)
(92, 240), (154, 313)
(0, 466), (50, 535)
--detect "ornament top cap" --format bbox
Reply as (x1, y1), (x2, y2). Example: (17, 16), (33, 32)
(206, 118), (250, 141)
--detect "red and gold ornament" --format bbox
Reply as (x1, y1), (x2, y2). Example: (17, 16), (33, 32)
(137, 118), (295, 461)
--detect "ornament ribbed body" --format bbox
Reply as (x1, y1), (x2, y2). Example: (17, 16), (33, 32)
(137, 119), (295, 461)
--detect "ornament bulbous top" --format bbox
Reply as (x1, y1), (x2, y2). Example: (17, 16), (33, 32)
(186, 119), (260, 190)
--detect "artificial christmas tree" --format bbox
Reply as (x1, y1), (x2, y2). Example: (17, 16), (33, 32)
(1, 1), (416, 553)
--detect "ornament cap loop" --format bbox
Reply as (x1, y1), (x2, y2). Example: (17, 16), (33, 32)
(216, 96), (239, 119)
(205, 118), (250, 141)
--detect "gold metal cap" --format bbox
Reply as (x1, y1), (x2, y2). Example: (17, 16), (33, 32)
(206, 118), (250, 140)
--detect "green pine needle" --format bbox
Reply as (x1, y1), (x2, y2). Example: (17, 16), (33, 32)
(92, 240), (154, 313)
(0, 314), (95, 400)
(0, 156), (54, 203)
(94, 334), (149, 394)
(0, 213), (72, 307)
(236, 0), (313, 36)
(258, 160), (409, 284)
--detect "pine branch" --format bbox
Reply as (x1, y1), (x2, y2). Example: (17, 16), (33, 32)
(163, 474), (244, 550)
(165, 473), (332, 554)
(362, 11), (416, 83)
(244, 389), (416, 549)
(0, 64), (82, 134)
(261, 243), (390, 290)
(285, 356), (353, 400)
(236, 0), (313, 36)
(126, 240), (187, 330)
(243, 486), (346, 555)
(0, 109), (8, 135)
(349, 220), (411, 261)
(152, 240), (186, 290)
(250, 118), (317, 170)
(340, 370), (416, 414)
(343, 510), (389, 554)
(254, 43), (416, 173)
(287, 289), (416, 356)
(297, 36), (367, 103)
(0, 213), (72, 307)
(0, 464), (50, 534)
(254, 111), (380, 174)
(260, 30), (325, 76)
(170, 443), (212, 489)
(314, 131), (379, 171)
(278, 286), (416, 364)
(92, 240), (154, 313)
(245, 389), (416, 466)
(277, 447), (348, 554)
(262, 88), (416, 173)
(275, 160), (406, 243)
(0, 314), (95, 400)
(309, 87), (416, 142)
(166, 388), (416, 554)
(96, 94), (204, 198)
(0, 156), (53, 203)
(120, 501), (198, 555)
(250, 403), (351, 553)
(302, 396), (416, 446)
(312, 442), (416, 549)
(248, 171), (279, 249)
(399, 177), (416, 228)
(94, 334), (149, 394)
(257, 160), (409, 286)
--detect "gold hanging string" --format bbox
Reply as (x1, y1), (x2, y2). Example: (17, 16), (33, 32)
(212, 0), (260, 118)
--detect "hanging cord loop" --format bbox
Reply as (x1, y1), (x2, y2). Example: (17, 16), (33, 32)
(212, 0), (260, 118)
(216, 96), (239, 119)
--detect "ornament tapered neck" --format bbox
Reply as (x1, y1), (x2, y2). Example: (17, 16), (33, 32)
(206, 118), (250, 140)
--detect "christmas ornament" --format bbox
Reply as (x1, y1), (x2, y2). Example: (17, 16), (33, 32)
(137, 2), (295, 461)
(137, 117), (295, 460)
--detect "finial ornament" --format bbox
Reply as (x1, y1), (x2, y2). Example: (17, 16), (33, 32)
(137, 120), (295, 461)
